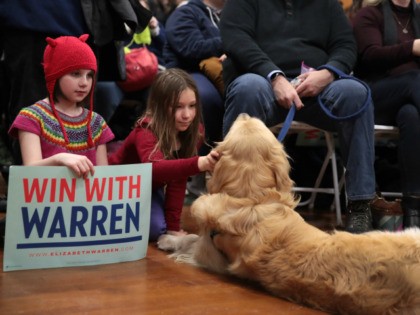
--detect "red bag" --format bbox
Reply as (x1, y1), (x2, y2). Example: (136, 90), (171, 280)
(118, 46), (158, 92)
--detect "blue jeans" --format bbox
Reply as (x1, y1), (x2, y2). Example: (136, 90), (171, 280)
(191, 72), (224, 148)
(149, 188), (166, 242)
(223, 73), (376, 201)
(94, 81), (124, 122)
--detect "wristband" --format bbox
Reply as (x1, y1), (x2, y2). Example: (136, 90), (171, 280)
(270, 72), (284, 82)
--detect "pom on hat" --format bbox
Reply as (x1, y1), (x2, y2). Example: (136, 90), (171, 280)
(43, 34), (97, 147)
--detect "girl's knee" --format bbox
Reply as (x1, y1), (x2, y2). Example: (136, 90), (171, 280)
(149, 189), (166, 242)
(149, 215), (166, 242)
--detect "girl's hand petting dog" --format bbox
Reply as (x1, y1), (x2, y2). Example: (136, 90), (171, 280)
(198, 150), (220, 172)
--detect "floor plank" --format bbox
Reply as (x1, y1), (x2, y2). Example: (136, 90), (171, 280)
(1, 242), (327, 315)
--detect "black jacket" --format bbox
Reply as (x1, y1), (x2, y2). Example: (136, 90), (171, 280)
(219, 0), (356, 86)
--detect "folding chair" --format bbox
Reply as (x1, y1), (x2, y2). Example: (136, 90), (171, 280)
(276, 122), (402, 227)
(273, 121), (343, 226)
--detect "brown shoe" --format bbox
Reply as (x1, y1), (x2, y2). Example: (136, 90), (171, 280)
(370, 195), (403, 231)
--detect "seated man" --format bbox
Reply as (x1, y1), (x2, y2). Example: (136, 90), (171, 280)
(219, 0), (376, 233)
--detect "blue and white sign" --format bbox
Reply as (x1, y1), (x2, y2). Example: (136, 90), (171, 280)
(3, 164), (152, 271)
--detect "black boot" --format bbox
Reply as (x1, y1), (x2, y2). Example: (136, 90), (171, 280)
(402, 195), (420, 229)
(345, 200), (373, 234)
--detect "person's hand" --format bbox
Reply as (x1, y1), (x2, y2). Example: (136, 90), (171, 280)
(295, 69), (334, 98)
(412, 39), (420, 56)
(54, 153), (95, 178)
(167, 229), (188, 236)
(271, 75), (304, 110)
(149, 16), (159, 29)
(219, 54), (227, 62)
(197, 150), (220, 172)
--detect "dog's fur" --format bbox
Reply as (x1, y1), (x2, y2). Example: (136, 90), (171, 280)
(158, 114), (420, 315)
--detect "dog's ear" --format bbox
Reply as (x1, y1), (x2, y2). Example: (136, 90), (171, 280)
(191, 194), (238, 227)
(191, 194), (258, 236)
(192, 192), (293, 235)
(269, 141), (295, 193)
(217, 204), (263, 235)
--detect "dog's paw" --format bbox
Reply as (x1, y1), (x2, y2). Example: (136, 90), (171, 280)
(157, 234), (178, 252)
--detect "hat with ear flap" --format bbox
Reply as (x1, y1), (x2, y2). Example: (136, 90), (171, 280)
(43, 34), (97, 147)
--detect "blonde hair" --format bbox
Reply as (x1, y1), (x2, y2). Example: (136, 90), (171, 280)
(138, 68), (203, 159)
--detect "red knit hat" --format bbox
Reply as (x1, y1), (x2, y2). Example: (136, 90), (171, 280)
(43, 34), (97, 147)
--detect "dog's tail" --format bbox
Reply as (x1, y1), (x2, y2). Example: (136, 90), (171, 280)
(395, 265), (420, 314)
(364, 264), (420, 315)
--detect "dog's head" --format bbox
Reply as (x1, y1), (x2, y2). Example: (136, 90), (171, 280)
(208, 114), (294, 198)
(189, 115), (300, 276)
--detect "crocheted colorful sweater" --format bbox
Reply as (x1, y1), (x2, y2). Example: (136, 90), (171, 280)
(9, 100), (115, 165)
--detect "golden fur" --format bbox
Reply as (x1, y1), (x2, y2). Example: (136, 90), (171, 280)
(158, 114), (420, 315)
(206, 113), (294, 197)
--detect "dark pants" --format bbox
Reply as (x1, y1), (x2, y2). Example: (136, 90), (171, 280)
(190, 72), (224, 152)
(370, 70), (420, 195)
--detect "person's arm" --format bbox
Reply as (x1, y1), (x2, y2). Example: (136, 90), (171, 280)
(165, 5), (223, 60)
(270, 75), (304, 110)
(95, 143), (109, 166)
(18, 130), (94, 178)
(163, 178), (188, 233)
(221, 0), (355, 78)
(94, 114), (114, 166)
(134, 128), (219, 185)
(270, 68), (334, 109)
(322, 0), (357, 73)
(294, 69), (335, 99)
(288, 1), (351, 100)
(220, 0), (279, 78)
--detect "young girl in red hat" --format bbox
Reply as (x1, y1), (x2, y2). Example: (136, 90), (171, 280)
(9, 34), (115, 178)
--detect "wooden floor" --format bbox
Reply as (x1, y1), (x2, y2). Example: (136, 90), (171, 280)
(0, 174), (340, 315)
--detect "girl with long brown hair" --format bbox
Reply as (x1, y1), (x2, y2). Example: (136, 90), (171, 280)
(110, 68), (219, 241)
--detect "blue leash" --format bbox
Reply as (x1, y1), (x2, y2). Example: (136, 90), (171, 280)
(277, 65), (371, 142)
(277, 103), (296, 142)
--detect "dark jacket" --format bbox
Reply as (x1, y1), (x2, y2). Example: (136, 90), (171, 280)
(0, 0), (89, 36)
(219, 0), (356, 86)
(80, 0), (152, 80)
(81, 0), (152, 46)
(163, 0), (223, 71)
(352, 0), (420, 81)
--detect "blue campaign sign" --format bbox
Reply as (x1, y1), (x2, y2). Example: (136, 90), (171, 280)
(3, 164), (152, 271)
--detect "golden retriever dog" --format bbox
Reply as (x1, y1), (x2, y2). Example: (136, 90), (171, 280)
(158, 114), (420, 315)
